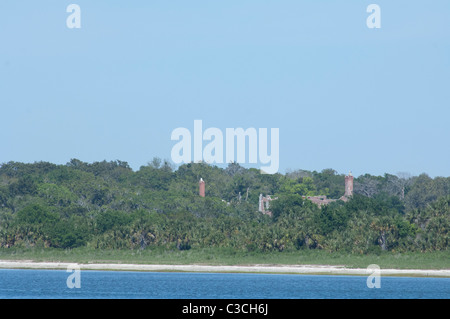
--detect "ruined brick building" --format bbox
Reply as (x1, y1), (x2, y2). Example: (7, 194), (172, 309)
(199, 178), (205, 197)
(259, 172), (354, 215)
(303, 172), (354, 207)
(258, 194), (276, 217)
(199, 172), (354, 216)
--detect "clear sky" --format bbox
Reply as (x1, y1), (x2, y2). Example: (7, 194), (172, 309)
(1, 1), (449, 177)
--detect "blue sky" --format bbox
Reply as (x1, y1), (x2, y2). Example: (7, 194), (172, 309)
(0, 1), (449, 177)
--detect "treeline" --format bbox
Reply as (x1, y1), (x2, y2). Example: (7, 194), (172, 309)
(0, 159), (448, 254)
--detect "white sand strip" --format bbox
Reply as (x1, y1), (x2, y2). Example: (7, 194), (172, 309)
(0, 260), (449, 277)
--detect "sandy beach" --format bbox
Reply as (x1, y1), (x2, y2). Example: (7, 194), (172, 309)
(1, 260), (449, 277)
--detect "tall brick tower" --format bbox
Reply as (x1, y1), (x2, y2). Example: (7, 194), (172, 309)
(344, 171), (354, 197)
(199, 178), (205, 197)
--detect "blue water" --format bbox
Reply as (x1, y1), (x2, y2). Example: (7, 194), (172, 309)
(0, 269), (448, 299)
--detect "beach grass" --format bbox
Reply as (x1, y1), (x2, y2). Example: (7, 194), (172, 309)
(0, 247), (448, 270)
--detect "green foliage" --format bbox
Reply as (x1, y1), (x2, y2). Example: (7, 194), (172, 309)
(0, 160), (449, 254)
(312, 169), (345, 198)
(47, 219), (89, 249)
(95, 210), (132, 233)
(37, 183), (77, 207)
(15, 204), (59, 225)
(315, 202), (349, 235)
(280, 176), (316, 196)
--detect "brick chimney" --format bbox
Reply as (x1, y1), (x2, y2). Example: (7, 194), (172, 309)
(344, 171), (354, 197)
(199, 178), (205, 197)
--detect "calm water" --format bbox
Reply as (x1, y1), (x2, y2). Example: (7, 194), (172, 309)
(0, 269), (448, 299)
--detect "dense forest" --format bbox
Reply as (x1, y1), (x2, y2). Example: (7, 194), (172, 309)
(0, 159), (448, 254)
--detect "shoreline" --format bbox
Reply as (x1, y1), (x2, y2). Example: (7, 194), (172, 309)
(1, 260), (449, 278)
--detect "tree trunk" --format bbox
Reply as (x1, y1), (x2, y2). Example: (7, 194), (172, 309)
(379, 231), (387, 251)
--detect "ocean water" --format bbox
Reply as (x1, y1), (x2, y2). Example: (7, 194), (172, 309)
(0, 269), (448, 299)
